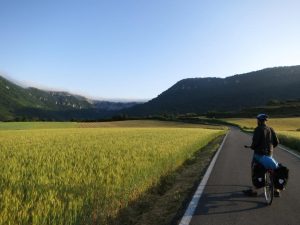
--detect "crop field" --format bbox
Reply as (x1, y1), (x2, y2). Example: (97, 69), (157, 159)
(0, 122), (77, 130)
(222, 117), (300, 151)
(0, 121), (224, 224)
(223, 117), (300, 131)
(78, 120), (214, 128)
(0, 120), (221, 130)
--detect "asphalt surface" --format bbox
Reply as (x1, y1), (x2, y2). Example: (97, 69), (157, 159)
(189, 127), (300, 225)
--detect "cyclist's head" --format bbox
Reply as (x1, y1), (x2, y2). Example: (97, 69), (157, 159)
(256, 113), (268, 125)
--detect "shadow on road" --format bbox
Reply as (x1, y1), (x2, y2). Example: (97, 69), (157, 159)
(194, 184), (266, 215)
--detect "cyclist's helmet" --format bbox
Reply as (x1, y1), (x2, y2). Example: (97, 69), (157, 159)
(256, 113), (268, 121)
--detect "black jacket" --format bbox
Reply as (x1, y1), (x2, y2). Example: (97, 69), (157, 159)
(251, 125), (279, 156)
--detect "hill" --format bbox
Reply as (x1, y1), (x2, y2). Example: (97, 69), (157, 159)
(0, 76), (139, 121)
(125, 65), (300, 116)
(239, 99), (300, 117)
(92, 100), (139, 111)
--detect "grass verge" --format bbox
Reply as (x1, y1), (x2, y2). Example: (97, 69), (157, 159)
(110, 134), (225, 225)
(277, 132), (300, 152)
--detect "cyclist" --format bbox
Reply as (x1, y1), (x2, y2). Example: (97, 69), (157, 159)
(243, 114), (280, 197)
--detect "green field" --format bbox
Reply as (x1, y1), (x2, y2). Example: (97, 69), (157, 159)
(222, 117), (300, 151)
(0, 122), (77, 130)
(0, 121), (224, 224)
(0, 120), (221, 130)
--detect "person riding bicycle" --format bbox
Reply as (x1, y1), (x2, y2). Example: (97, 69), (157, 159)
(243, 113), (280, 197)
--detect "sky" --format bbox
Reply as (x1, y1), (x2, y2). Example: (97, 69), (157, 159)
(0, 0), (300, 101)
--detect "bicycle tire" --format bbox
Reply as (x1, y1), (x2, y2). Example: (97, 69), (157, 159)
(264, 170), (274, 205)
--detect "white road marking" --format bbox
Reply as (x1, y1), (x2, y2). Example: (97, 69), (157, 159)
(242, 128), (300, 160)
(178, 131), (229, 225)
(278, 145), (300, 159)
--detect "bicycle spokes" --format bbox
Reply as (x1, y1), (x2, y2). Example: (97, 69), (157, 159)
(264, 171), (274, 205)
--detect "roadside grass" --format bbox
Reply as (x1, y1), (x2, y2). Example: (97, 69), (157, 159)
(113, 135), (225, 225)
(0, 126), (225, 224)
(277, 131), (300, 152)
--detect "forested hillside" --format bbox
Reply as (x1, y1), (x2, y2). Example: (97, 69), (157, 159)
(0, 76), (139, 121)
(126, 66), (300, 116)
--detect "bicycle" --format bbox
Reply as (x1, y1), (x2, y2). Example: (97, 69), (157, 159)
(244, 145), (274, 205)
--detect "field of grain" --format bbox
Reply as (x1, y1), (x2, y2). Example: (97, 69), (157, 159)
(78, 120), (215, 128)
(0, 121), (77, 130)
(223, 117), (300, 151)
(0, 120), (221, 130)
(0, 122), (224, 224)
(223, 117), (300, 131)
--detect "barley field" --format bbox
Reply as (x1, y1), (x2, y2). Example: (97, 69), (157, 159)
(0, 121), (224, 224)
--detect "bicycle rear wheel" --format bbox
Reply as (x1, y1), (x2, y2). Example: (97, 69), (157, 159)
(264, 171), (274, 205)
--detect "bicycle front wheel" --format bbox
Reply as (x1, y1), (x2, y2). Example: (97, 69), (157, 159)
(264, 171), (274, 205)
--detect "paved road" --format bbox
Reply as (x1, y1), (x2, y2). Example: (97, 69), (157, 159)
(189, 127), (300, 225)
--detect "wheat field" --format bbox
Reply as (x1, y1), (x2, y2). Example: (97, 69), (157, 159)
(0, 123), (224, 224)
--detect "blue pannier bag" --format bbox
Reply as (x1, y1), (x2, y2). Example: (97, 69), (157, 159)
(252, 162), (266, 188)
(274, 164), (289, 190)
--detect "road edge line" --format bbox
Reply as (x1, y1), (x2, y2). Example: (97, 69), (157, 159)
(278, 145), (300, 159)
(178, 130), (229, 225)
(240, 127), (300, 160)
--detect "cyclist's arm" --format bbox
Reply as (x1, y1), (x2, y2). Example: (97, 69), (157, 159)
(251, 127), (261, 150)
(270, 127), (279, 148)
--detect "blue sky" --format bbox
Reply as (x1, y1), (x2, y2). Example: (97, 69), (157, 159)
(0, 0), (299, 100)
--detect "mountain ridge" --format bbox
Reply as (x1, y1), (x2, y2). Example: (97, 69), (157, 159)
(2, 65), (300, 121)
(125, 65), (300, 116)
(0, 75), (140, 121)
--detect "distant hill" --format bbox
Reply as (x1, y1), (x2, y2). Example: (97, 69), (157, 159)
(239, 99), (300, 117)
(92, 100), (139, 111)
(0, 76), (140, 121)
(126, 65), (300, 116)
(2, 65), (300, 121)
